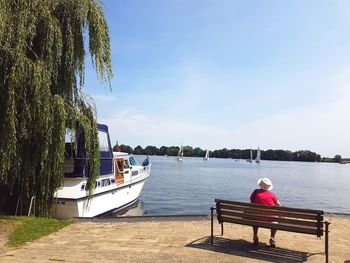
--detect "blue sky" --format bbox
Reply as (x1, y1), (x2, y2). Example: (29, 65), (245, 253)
(85, 0), (350, 157)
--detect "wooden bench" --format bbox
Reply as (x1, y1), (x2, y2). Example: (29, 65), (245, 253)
(210, 199), (330, 263)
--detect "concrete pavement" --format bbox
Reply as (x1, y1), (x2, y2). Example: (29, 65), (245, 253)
(1, 215), (349, 263)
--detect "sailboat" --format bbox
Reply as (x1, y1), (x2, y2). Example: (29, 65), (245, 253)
(255, 147), (261, 163)
(177, 144), (184, 162)
(203, 149), (209, 161)
(247, 149), (252, 163)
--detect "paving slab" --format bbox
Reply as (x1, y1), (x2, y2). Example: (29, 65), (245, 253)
(0, 215), (349, 262)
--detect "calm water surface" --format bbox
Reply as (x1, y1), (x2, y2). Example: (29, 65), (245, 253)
(120, 156), (350, 216)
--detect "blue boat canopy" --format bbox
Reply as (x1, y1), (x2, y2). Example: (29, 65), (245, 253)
(64, 124), (113, 178)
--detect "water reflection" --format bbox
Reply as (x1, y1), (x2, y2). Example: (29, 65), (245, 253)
(111, 199), (146, 217)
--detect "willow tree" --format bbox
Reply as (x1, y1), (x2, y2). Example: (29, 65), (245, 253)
(0, 0), (112, 216)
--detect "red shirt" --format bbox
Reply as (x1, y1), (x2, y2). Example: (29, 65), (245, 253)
(250, 189), (278, 206)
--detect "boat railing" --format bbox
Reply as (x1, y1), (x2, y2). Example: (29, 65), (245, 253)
(115, 164), (151, 187)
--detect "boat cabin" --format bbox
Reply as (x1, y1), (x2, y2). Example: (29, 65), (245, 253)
(64, 124), (113, 177)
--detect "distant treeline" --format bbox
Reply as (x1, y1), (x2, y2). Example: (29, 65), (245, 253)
(113, 144), (344, 163)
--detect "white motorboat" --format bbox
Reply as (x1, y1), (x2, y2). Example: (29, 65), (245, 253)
(52, 124), (151, 219)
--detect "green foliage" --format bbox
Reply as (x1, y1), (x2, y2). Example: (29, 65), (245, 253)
(144, 146), (159, 156)
(159, 146), (168, 156)
(117, 143), (326, 162)
(264, 149), (293, 161)
(183, 146), (193, 157)
(193, 147), (205, 157)
(3, 216), (71, 247)
(166, 146), (180, 156)
(292, 150), (320, 162)
(133, 145), (144, 155)
(120, 144), (133, 154)
(334, 155), (342, 163)
(0, 0), (112, 215)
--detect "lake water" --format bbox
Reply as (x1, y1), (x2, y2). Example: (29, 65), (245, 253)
(119, 155), (350, 216)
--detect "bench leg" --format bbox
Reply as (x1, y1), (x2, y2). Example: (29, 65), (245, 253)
(221, 222), (223, 236)
(325, 221), (330, 263)
(210, 207), (214, 245)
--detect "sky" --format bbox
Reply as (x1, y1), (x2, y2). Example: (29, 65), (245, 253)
(84, 0), (350, 157)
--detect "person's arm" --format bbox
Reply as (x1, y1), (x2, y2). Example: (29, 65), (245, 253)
(250, 189), (257, 203)
(275, 200), (281, 207)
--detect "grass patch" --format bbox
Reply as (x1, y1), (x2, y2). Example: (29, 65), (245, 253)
(0, 216), (72, 247)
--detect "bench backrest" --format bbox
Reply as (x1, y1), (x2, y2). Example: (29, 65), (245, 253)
(215, 199), (324, 237)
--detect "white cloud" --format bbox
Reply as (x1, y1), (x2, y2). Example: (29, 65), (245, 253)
(223, 68), (350, 157)
(101, 93), (350, 157)
(231, 93), (350, 157)
(98, 67), (350, 157)
(100, 108), (232, 149)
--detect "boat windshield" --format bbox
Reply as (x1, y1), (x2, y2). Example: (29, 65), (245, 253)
(98, 130), (110, 152)
(64, 130), (76, 158)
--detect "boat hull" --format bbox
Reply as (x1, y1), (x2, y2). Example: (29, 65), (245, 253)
(53, 176), (147, 219)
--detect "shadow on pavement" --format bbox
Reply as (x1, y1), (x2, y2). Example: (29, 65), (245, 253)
(186, 236), (317, 263)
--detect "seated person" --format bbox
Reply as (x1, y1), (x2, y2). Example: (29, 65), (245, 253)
(250, 178), (281, 247)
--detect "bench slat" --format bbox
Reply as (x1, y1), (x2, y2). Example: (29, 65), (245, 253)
(220, 210), (321, 228)
(221, 215), (319, 236)
(219, 204), (321, 221)
(216, 199), (323, 215)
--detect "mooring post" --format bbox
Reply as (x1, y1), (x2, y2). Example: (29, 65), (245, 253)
(28, 196), (36, 217)
(210, 207), (214, 245)
(325, 221), (330, 263)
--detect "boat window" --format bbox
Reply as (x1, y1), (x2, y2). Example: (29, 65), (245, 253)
(64, 129), (75, 157)
(124, 159), (130, 169)
(115, 158), (125, 184)
(101, 179), (111, 187)
(116, 159), (124, 174)
(65, 129), (75, 142)
(98, 131), (110, 152)
(85, 181), (98, 190)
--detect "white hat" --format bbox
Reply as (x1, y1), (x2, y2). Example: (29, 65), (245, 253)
(258, 178), (273, 190)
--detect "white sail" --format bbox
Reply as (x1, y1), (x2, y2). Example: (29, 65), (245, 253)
(255, 147), (261, 163)
(203, 149), (209, 160)
(177, 144), (183, 161)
